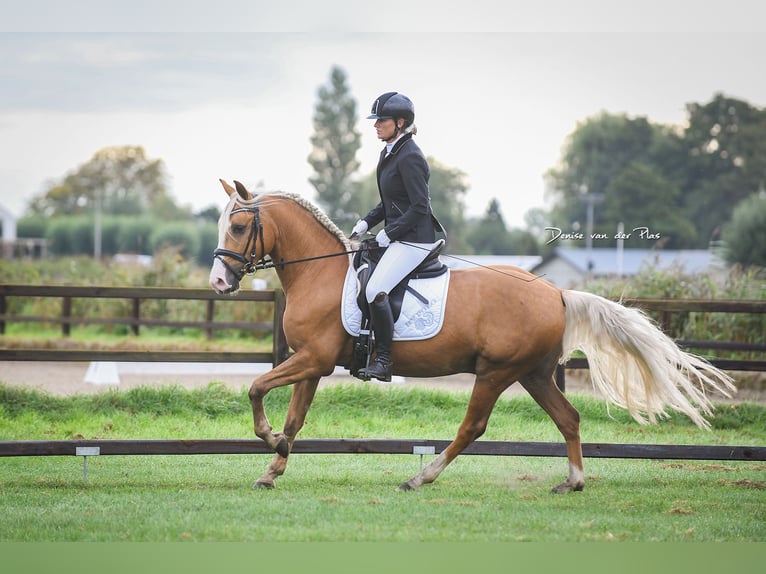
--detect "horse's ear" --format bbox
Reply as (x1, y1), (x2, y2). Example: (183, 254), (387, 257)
(233, 180), (252, 200)
(219, 179), (237, 197)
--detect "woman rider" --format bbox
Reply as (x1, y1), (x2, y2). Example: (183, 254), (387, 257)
(350, 91), (444, 381)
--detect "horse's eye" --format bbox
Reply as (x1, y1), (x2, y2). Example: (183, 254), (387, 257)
(231, 223), (247, 235)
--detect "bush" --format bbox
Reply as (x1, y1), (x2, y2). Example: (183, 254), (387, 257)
(47, 217), (94, 255)
(723, 192), (766, 267)
(150, 223), (200, 259)
(16, 215), (47, 238)
(195, 222), (220, 267)
(117, 216), (155, 254)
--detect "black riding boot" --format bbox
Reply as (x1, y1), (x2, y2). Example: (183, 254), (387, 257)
(361, 293), (394, 382)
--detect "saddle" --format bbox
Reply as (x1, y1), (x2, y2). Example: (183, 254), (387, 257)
(353, 238), (447, 322)
(348, 238), (447, 378)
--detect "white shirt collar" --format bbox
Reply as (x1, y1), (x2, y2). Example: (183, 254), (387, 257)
(385, 132), (406, 154)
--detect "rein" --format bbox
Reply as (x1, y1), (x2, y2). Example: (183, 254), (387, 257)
(213, 202), (542, 283)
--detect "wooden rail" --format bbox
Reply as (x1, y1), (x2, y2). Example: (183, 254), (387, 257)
(1, 438), (764, 461)
(0, 284), (290, 367)
(0, 285), (763, 383)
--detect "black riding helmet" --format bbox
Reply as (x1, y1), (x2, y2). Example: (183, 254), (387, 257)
(367, 92), (415, 128)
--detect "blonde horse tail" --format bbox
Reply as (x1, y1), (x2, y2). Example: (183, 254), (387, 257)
(560, 290), (736, 429)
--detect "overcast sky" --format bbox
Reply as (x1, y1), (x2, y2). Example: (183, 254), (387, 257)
(2, 1), (765, 230)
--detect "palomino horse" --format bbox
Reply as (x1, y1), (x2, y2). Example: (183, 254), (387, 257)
(209, 180), (735, 492)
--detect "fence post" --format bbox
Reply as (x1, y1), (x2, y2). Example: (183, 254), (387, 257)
(131, 298), (140, 336)
(205, 300), (215, 340)
(555, 364), (566, 392)
(272, 289), (289, 366)
(0, 294), (5, 335)
(61, 296), (71, 336)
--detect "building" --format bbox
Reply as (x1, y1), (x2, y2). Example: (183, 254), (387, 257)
(530, 247), (724, 288)
(0, 203), (47, 259)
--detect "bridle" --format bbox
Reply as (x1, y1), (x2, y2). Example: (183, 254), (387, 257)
(212, 201), (358, 279)
(212, 203), (266, 280)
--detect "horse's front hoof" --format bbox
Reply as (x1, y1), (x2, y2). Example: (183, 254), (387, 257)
(396, 481), (417, 492)
(253, 480), (275, 490)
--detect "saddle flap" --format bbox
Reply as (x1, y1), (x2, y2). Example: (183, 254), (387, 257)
(352, 238), (447, 322)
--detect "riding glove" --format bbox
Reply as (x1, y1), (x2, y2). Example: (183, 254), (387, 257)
(351, 219), (368, 238)
(375, 229), (391, 247)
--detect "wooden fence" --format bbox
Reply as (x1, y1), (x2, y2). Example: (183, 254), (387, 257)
(1, 285), (764, 467)
(1, 438), (764, 461)
(0, 284), (290, 367)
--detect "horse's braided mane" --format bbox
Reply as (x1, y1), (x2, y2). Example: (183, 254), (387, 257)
(249, 191), (351, 250)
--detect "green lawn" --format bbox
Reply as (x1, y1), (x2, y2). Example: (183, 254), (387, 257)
(1, 383), (764, 542)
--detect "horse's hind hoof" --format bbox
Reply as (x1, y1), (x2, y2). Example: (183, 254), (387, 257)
(396, 481), (416, 492)
(253, 481), (274, 490)
(551, 481), (584, 494)
(275, 436), (290, 458)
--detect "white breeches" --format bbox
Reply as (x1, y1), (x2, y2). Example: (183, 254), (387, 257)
(365, 240), (441, 303)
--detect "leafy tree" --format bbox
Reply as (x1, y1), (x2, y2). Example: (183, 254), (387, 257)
(195, 205), (221, 223)
(603, 162), (697, 248)
(546, 96), (766, 249)
(507, 228), (540, 255)
(466, 198), (513, 254)
(466, 199), (540, 255)
(27, 145), (181, 218)
(722, 190), (766, 267)
(681, 94), (766, 244)
(150, 222), (200, 260)
(426, 157), (471, 253)
(307, 66), (361, 222)
(546, 112), (660, 233)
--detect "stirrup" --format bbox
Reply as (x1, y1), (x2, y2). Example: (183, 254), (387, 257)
(359, 358), (393, 382)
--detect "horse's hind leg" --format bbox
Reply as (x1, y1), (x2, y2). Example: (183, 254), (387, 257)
(253, 377), (320, 489)
(520, 357), (584, 493)
(398, 369), (514, 492)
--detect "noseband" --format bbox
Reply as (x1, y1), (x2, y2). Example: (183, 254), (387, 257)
(213, 204), (266, 279)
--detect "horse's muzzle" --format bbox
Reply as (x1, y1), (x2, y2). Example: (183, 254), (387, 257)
(209, 258), (241, 294)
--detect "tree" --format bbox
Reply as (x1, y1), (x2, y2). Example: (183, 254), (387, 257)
(466, 198), (513, 254)
(426, 157), (471, 253)
(307, 66), (361, 222)
(545, 96), (766, 249)
(603, 162), (697, 248)
(681, 94), (766, 244)
(27, 145), (179, 218)
(722, 190), (766, 267)
(545, 112), (660, 233)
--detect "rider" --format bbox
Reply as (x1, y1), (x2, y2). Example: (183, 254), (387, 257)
(350, 91), (444, 382)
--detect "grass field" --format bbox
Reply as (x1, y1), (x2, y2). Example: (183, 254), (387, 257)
(1, 383), (764, 542)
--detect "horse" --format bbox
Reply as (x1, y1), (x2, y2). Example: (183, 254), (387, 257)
(209, 179), (735, 493)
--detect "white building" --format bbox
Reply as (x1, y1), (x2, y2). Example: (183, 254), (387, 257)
(530, 247), (725, 288)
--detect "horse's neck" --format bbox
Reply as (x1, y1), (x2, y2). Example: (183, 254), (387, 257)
(269, 203), (349, 294)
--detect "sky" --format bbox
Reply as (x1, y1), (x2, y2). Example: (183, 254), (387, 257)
(1, 1), (765, 230)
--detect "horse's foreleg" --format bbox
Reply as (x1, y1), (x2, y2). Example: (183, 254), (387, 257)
(398, 374), (510, 491)
(248, 353), (326, 458)
(254, 377), (320, 489)
(521, 375), (584, 493)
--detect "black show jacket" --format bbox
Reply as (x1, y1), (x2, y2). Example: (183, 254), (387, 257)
(362, 133), (441, 243)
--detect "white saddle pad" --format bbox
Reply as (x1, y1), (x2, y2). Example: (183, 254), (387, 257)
(341, 265), (450, 341)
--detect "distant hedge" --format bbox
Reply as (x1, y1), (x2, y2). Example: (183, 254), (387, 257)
(16, 214), (218, 264)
